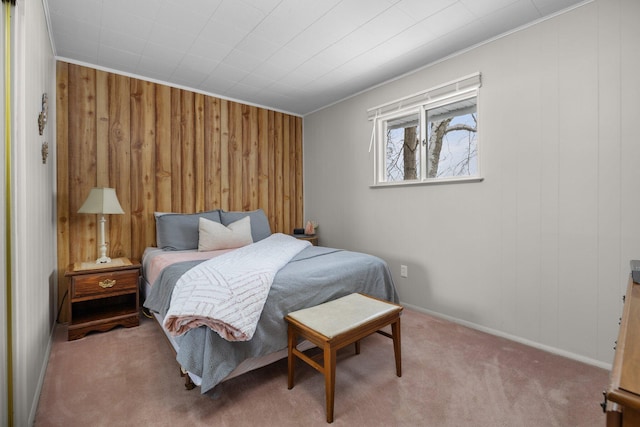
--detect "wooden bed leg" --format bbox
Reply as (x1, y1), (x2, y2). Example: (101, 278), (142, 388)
(141, 306), (154, 319)
(287, 326), (296, 389)
(180, 367), (196, 390)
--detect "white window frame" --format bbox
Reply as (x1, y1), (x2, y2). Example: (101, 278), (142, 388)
(368, 73), (483, 187)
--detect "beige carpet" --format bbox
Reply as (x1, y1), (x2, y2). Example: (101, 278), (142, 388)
(34, 309), (609, 426)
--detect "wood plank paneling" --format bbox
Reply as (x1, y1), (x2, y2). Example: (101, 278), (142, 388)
(229, 102), (243, 211)
(155, 84), (172, 213)
(170, 87), (182, 212)
(69, 65), (98, 264)
(56, 62), (304, 321)
(258, 109), (269, 211)
(295, 117), (303, 228)
(204, 96), (222, 210)
(95, 70), (109, 187)
(220, 99), (230, 211)
(108, 73), (131, 259)
(195, 94), (205, 213)
(274, 112), (284, 233)
(55, 62), (70, 315)
(130, 79), (157, 259)
(181, 90), (195, 212)
(283, 115), (291, 233)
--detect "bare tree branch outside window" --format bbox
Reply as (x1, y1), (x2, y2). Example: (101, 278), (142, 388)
(385, 111), (477, 181)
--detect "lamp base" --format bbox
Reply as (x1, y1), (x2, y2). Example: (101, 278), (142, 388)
(96, 216), (111, 264)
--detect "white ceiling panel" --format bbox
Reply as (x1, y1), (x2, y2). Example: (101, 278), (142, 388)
(100, 10), (154, 41)
(187, 37), (233, 64)
(98, 45), (141, 71)
(210, 62), (250, 84)
(46, 0), (588, 115)
(266, 47), (310, 72)
(360, 6), (418, 44)
(100, 29), (147, 55)
(234, 34), (281, 61)
(173, 59), (219, 89)
(423, 3), (476, 37)
(155, 1), (218, 32)
(147, 24), (196, 53)
(106, 0), (166, 19)
(49, 13), (100, 43)
(290, 58), (335, 81)
(238, 72), (277, 90)
(198, 18), (247, 49)
(211, 1), (268, 32)
(460, 0), (521, 17)
(249, 61), (290, 83)
(395, 0), (458, 22)
(47, 0), (102, 25)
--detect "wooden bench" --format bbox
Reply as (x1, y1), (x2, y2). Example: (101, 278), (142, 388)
(285, 293), (403, 423)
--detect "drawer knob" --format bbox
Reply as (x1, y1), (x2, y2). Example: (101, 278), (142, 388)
(99, 279), (116, 288)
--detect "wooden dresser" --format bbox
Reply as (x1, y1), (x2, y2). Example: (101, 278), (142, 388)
(605, 264), (640, 426)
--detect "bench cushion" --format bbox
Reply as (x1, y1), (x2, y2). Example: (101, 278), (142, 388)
(286, 293), (400, 338)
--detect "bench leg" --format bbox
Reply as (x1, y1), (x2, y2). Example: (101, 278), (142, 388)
(392, 318), (402, 377)
(287, 327), (296, 389)
(324, 345), (337, 423)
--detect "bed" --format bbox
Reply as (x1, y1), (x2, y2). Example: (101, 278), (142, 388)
(141, 209), (398, 395)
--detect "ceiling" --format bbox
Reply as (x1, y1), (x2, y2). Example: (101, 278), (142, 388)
(44, 0), (586, 116)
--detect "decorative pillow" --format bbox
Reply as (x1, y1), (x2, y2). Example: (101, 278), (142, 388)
(220, 209), (271, 242)
(155, 210), (222, 250)
(198, 216), (253, 251)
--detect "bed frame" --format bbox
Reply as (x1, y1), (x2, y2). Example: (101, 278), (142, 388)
(142, 281), (314, 391)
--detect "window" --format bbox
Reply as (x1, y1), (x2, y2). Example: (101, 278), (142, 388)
(384, 110), (421, 182)
(369, 73), (481, 186)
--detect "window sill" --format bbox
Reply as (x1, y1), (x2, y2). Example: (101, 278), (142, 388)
(370, 176), (484, 188)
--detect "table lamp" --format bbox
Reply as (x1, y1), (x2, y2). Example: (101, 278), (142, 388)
(77, 187), (124, 264)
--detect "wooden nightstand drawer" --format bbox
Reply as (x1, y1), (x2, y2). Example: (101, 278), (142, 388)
(72, 270), (139, 300)
(65, 258), (141, 340)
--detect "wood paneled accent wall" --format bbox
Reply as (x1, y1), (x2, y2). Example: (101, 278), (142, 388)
(56, 62), (303, 321)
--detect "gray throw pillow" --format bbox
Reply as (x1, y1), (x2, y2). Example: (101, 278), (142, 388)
(220, 209), (272, 242)
(155, 210), (222, 250)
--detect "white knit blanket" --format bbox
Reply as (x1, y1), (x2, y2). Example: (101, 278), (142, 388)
(163, 233), (310, 341)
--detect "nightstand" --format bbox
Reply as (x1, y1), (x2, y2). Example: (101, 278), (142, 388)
(65, 258), (141, 340)
(292, 234), (318, 246)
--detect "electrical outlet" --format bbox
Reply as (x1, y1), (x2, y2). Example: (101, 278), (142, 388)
(400, 264), (408, 278)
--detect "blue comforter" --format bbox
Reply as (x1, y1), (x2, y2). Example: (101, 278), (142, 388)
(143, 245), (398, 394)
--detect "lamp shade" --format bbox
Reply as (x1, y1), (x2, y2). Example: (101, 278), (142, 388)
(77, 187), (124, 215)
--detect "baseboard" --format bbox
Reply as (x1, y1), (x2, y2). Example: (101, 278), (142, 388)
(28, 321), (56, 426)
(401, 301), (612, 371)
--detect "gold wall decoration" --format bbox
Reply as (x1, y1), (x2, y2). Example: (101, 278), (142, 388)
(41, 141), (48, 164)
(38, 92), (47, 135)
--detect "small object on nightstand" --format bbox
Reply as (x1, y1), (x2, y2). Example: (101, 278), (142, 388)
(304, 221), (315, 235)
(65, 257), (141, 340)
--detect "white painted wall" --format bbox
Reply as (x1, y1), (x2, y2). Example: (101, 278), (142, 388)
(0, 4), (7, 426)
(7, 0), (57, 425)
(303, 0), (640, 366)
